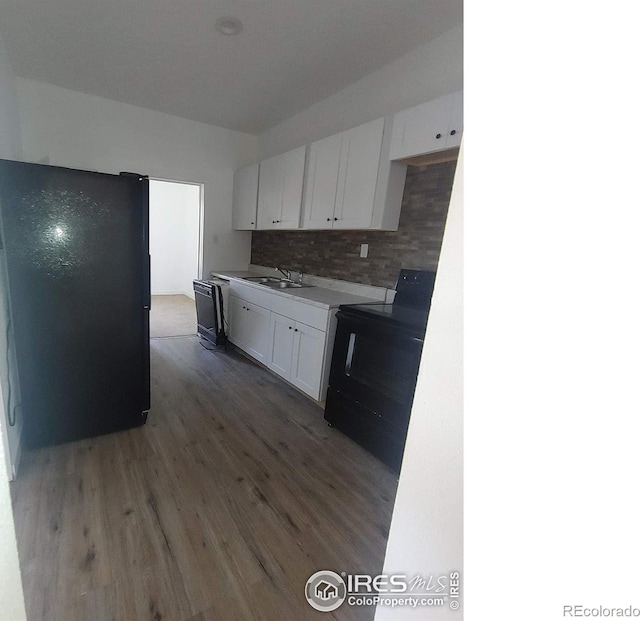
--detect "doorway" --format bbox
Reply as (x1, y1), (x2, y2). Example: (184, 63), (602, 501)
(148, 178), (203, 338)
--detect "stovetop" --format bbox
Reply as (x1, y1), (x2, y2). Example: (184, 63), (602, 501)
(337, 269), (436, 334)
(338, 302), (431, 334)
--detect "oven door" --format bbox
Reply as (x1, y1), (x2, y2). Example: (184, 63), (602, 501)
(328, 310), (424, 431)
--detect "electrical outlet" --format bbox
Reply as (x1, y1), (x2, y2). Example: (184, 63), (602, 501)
(360, 243), (369, 258)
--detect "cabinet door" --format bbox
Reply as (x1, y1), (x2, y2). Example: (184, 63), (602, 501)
(232, 163), (259, 230)
(228, 296), (246, 349)
(256, 154), (282, 230)
(334, 118), (384, 229)
(278, 146), (305, 229)
(243, 302), (271, 364)
(389, 93), (453, 159)
(445, 90), (463, 149)
(291, 322), (325, 400)
(267, 312), (295, 380)
(302, 133), (342, 229)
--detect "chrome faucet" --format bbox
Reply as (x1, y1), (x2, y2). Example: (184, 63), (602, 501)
(275, 267), (292, 281)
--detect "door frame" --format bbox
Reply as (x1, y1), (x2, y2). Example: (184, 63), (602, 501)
(148, 177), (205, 281)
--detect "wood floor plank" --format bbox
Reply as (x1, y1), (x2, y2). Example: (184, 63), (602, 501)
(11, 336), (398, 620)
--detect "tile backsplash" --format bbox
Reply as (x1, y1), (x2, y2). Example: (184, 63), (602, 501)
(250, 160), (457, 289)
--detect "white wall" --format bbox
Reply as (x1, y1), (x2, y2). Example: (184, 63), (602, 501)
(149, 180), (200, 297)
(375, 146), (463, 620)
(0, 33), (28, 621)
(15, 78), (258, 277)
(258, 25), (463, 159)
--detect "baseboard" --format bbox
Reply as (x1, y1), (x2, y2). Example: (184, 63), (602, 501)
(151, 290), (196, 299)
(151, 290), (186, 296)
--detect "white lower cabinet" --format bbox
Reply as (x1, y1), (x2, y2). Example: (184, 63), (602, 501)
(267, 312), (325, 400)
(290, 322), (325, 400)
(228, 282), (335, 401)
(267, 312), (295, 379)
(228, 296), (271, 364)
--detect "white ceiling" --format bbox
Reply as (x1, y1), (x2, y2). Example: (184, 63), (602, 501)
(0, 0), (463, 134)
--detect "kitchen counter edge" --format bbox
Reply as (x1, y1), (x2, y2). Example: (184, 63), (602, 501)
(210, 271), (379, 310)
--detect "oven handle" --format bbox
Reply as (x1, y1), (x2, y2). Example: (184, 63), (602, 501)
(345, 333), (356, 375)
(336, 310), (426, 342)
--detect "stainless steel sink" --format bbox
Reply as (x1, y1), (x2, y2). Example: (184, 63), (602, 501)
(242, 276), (282, 283)
(241, 275), (314, 289)
(263, 281), (314, 289)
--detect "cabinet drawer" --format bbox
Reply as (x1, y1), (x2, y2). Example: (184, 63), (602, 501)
(228, 281), (273, 310)
(270, 296), (328, 332)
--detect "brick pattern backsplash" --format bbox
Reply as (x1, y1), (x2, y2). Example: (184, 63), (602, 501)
(250, 160), (457, 289)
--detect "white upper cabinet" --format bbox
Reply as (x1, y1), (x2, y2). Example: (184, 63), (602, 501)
(334, 119), (385, 229)
(257, 155), (281, 229)
(256, 146), (306, 230)
(302, 117), (406, 231)
(232, 163), (259, 230)
(302, 133), (342, 229)
(389, 90), (463, 160)
(279, 147), (307, 228)
(446, 90), (463, 149)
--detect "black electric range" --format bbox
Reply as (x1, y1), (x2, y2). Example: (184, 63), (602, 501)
(324, 269), (437, 471)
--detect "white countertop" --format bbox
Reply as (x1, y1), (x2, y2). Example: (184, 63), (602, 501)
(211, 271), (380, 310)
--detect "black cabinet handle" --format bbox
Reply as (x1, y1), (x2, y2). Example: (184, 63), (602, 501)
(334, 217), (338, 221)
(288, 326), (292, 330)
(251, 221), (254, 224)
(326, 218), (331, 221)
(450, 130), (456, 136)
(436, 133), (442, 139)
(294, 328), (298, 332)
(272, 220), (275, 223)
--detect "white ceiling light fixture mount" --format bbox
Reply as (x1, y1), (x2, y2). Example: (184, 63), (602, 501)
(215, 16), (243, 36)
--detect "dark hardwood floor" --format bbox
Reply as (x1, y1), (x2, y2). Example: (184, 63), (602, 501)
(10, 336), (398, 620)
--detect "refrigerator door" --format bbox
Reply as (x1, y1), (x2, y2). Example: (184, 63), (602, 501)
(0, 159), (150, 447)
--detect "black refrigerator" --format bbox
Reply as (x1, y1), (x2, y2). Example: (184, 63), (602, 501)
(0, 159), (150, 448)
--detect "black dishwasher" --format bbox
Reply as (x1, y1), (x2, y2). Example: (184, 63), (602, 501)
(193, 279), (227, 347)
